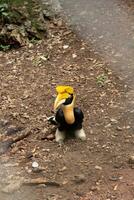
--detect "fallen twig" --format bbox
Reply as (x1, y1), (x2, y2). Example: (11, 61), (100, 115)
(12, 128), (31, 143)
(0, 128), (32, 155)
(23, 178), (60, 187)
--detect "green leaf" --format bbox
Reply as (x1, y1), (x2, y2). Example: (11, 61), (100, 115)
(0, 3), (8, 9)
(1, 11), (9, 16)
(0, 44), (10, 51)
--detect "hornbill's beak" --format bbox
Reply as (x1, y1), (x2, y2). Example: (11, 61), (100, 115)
(54, 93), (70, 111)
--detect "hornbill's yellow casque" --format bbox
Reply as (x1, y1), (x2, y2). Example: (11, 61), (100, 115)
(50, 85), (86, 144)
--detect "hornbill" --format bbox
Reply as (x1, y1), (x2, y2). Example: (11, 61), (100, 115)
(49, 85), (86, 144)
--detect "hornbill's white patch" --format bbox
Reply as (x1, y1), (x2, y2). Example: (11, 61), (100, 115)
(75, 128), (86, 141)
(55, 129), (66, 143)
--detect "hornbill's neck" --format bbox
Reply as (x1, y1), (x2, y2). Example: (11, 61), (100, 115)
(61, 94), (76, 125)
(62, 104), (75, 124)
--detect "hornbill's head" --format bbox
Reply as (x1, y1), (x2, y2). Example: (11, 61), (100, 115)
(54, 85), (76, 124)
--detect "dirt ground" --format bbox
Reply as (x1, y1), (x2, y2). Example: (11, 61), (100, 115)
(0, 14), (134, 200)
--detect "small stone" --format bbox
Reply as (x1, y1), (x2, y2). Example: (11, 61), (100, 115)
(40, 55), (47, 61)
(105, 123), (112, 128)
(41, 128), (48, 134)
(110, 118), (118, 124)
(113, 185), (118, 191)
(116, 126), (122, 131)
(95, 165), (102, 170)
(42, 148), (50, 152)
(46, 134), (55, 140)
(113, 163), (123, 169)
(63, 45), (69, 49)
(62, 180), (68, 185)
(32, 161), (39, 168)
(37, 184), (47, 188)
(57, 19), (63, 27)
(128, 155), (134, 164)
(23, 90), (30, 99)
(90, 186), (100, 191)
(26, 152), (33, 159)
(25, 166), (32, 174)
(73, 174), (86, 184)
(29, 43), (33, 48)
(109, 176), (120, 181)
(72, 53), (77, 58)
(126, 125), (131, 129)
(46, 194), (60, 200)
(58, 166), (67, 172)
(23, 113), (30, 119)
(32, 167), (43, 173)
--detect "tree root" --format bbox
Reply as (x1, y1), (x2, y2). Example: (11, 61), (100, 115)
(0, 128), (32, 155)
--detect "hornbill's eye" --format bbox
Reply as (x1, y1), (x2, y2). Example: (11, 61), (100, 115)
(63, 94), (73, 105)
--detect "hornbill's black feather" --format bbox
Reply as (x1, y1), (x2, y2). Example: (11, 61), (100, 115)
(55, 107), (84, 131)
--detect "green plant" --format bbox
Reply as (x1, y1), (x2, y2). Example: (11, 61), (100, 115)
(0, 0), (24, 6)
(96, 73), (108, 87)
(0, 3), (9, 17)
(30, 37), (38, 44)
(0, 44), (10, 51)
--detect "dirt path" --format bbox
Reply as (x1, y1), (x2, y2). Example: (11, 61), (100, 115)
(59, 0), (134, 86)
(0, 15), (134, 200)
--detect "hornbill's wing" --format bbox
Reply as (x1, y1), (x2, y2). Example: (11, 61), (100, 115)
(55, 108), (65, 125)
(48, 108), (84, 130)
(48, 109), (65, 125)
(74, 107), (84, 129)
(47, 116), (58, 125)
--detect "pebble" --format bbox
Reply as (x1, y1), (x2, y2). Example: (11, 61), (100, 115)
(46, 134), (55, 140)
(128, 155), (134, 164)
(25, 166), (32, 174)
(72, 53), (77, 58)
(113, 163), (123, 169)
(73, 174), (86, 184)
(42, 148), (50, 152)
(63, 45), (69, 49)
(105, 123), (112, 128)
(57, 19), (63, 27)
(95, 165), (102, 170)
(62, 180), (68, 185)
(41, 128), (48, 134)
(26, 152), (33, 159)
(90, 186), (100, 191)
(109, 176), (120, 181)
(40, 55), (47, 61)
(116, 126), (123, 131)
(58, 166), (67, 172)
(32, 161), (39, 168)
(110, 118), (118, 124)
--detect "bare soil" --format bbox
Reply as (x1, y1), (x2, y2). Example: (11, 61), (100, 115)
(0, 16), (134, 200)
